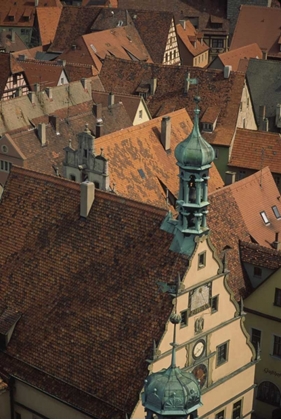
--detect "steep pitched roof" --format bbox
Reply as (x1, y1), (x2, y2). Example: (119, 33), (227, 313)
(49, 6), (102, 52)
(230, 5), (281, 59)
(0, 54), (24, 99)
(99, 57), (245, 146)
(246, 58), (281, 131)
(229, 128), (281, 174)
(0, 166), (189, 417)
(64, 62), (97, 81)
(0, 30), (27, 53)
(1, 101), (132, 175)
(215, 43), (263, 72)
(17, 59), (67, 89)
(224, 167), (281, 248)
(92, 108), (223, 206)
(176, 21), (209, 58)
(239, 240), (281, 270)
(36, 6), (62, 47)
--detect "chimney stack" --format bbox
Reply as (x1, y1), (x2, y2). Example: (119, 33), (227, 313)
(262, 50), (267, 60)
(150, 78), (157, 95)
(161, 116), (171, 151)
(80, 181), (95, 218)
(93, 103), (102, 120)
(108, 92), (114, 106)
(273, 232), (281, 251)
(28, 91), (35, 104)
(258, 105), (266, 131)
(96, 119), (103, 138)
(38, 123), (46, 146)
(16, 87), (22, 97)
(45, 87), (53, 100)
(81, 78), (89, 91)
(224, 65), (232, 79)
(11, 30), (15, 43)
(34, 83), (40, 93)
(49, 115), (60, 134)
(225, 171), (236, 185)
(179, 19), (186, 30)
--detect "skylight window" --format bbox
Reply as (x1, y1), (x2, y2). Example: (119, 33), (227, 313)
(272, 205), (281, 219)
(260, 211), (270, 225)
(138, 169), (146, 179)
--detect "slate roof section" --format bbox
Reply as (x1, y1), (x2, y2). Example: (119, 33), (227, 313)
(176, 22), (209, 58)
(230, 5), (281, 59)
(239, 241), (281, 270)
(92, 109), (223, 206)
(246, 58), (281, 132)
(212, 43), (263, 72)
(229, 128), (281, 174)
(99, 57), (245, 146)
(36, 6), (62, 47)
(0, 166), (190, 417)
(49, 6), (102, 52)
(223, 167), (281, 249)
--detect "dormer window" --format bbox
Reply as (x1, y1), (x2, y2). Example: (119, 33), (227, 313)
(203, 123), (213, 132)
(260, 211), (270, 225)
(272, 205), (281, 219)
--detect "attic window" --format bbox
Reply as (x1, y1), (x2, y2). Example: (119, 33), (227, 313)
(138, 169), (146, 179)
(272, 205), (281, 220)
(260, 211), (270, 225)
(254, 266), (262, 277)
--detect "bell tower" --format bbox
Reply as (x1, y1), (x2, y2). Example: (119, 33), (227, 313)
(161, 96), (215, 256)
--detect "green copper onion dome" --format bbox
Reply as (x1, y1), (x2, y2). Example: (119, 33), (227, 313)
(175, 96), (215, 167)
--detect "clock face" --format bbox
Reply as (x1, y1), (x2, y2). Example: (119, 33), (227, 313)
(192, 339), (206, 359)
(192, 364), (208, 388)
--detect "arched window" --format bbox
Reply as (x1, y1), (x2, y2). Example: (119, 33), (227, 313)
(257, 381), (281, 406)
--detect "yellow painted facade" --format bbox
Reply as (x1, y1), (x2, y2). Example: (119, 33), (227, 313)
(244, 267), (281, 419)
(133, 236), (256, 419)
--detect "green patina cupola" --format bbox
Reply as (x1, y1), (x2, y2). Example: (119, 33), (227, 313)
(161, 96), (215, 256)
(174, 96), (215, 168)
(142, 313), (202, 419)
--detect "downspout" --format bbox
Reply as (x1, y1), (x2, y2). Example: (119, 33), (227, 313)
(9, 376), (15, 419)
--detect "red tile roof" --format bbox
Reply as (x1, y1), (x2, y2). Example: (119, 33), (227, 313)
(49, 6), (102, 52)
(224, 167), (281, 248)
(36, 7), (62, 47)
(216, 43), (263, 72)
(230, 5), (281, 59)
(99, 57), (245, 146)
(0, 165), (190, 417)
(176, 22), (209, 58)
(17, 59), (66, 89)
(240, 240), (281, 270)
(229, 128), (281, 174)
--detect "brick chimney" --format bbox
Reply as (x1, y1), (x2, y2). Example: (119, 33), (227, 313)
(38, 123), (46, 146)
(258, 105), (266, 131)
(224, 65), (232, 79)
(108, 92), (114, 106)
(80, 181), (95, 218)
(93, 103), (102, 120)
(161, 116), (171, 151)
(34, 83), (40, 92)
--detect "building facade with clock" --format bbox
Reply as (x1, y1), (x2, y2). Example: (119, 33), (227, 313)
(133, 97), (257, 419)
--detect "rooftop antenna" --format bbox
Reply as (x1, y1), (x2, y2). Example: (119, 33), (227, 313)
(260, 148), (265, 187)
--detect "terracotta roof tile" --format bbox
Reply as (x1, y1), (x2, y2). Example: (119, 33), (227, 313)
(0, 31), (27, 53)
(239, 240), (281, 270)
(216, 43), (263, 72)
(49, 6), (102, 52)
(17, 59), (66, 89)
(99, 58), (245, 146)
(229, 128), (281, 174)
(230, 5), (281, 59)
(223, 167), (281, 248)
(36, 7), (62, 47)
(176, 22), (209, 58)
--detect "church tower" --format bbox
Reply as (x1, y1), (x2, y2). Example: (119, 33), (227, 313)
(161, 96), (215, 256)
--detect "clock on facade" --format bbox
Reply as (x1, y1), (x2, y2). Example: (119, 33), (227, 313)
(192, 363), (208, 388)
(192, 339), (206, 359)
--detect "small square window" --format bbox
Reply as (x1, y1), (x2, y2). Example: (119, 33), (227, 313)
(211, 295), (219, 313)
(272, 205), (281, 219)
(273, 335), (281, 358)
(70, 174), (76, 181)
(198, 252), (206, 269)
(232, 399), (242, 419)
(253, 266), (262, 277)
(274, 288), (281, 307)
(180, 310), (188, 328)
(217, 342), (228, 366)
(215, 410), (225, 419)
(260, 211), (270, 225)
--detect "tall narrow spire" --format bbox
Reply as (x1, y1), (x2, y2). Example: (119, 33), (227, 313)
(161, 96), (215, 256)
